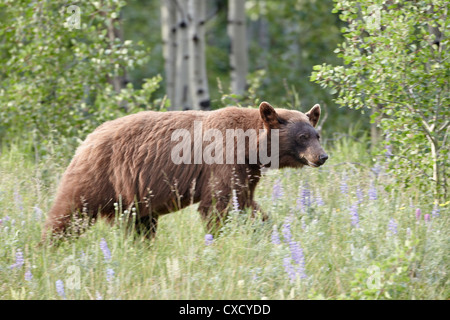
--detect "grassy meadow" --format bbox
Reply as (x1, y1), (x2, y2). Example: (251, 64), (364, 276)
(0, 135), (448, 300)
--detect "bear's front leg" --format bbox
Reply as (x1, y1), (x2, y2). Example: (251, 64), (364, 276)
(197, 190), (268, 236)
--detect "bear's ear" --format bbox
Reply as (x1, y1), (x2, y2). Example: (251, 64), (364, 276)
(305, 104), (321, 127)
(259, 101), (279, 128)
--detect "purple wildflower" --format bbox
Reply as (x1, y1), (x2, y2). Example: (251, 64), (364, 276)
(279, 215), (307, 281)
(340, 176), (348, 195)
(271, 226), (281, 245)
(251, 269), (260, 282)
(385, 144), (393, 157)
(14, 191), (24, 214)
(415, 208), (422, 220)
(106, 268), (115, 282)
(297, 183), (312, 210)
(272, 179), (284, 201)
(100, 238), (111, 262)
(301, 220), (306, 230)
(356, 186), (364, 204)
(284, 241), (307, 282)
(281, 216), (293, 244)
(431, 205), (440, 218)
(283, 256), (297, 282)
(424, 214), (431, 222)
(10, 249), (24, 269)
(388, 218), (398, 235)
(33, 206), (43, 221)
(315, 194), (324, 206)
(371, 164), (382, 177)
(350, 204), (360, 228)
(368, 183), (377, 200)
(56, 280), (66, 299)
(295, 264), (306, 280)
(24, 269), (33, 281)
(205, 234), (213, 245)
(289, 241), (305, 267)
(296, 197), (302, 211)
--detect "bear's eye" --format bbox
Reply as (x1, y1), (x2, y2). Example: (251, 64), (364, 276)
(296, 134), (308, 143)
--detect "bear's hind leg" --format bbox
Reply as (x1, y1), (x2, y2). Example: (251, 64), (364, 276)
(42, 202), (93, 243)
(42, 204), (73, 242)
(133, 215), (159, 240)
(198, 197), (229, 236)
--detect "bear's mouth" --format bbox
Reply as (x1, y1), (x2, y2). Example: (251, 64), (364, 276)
(307, 161), (320, 167)
(299, 156), (320, 167)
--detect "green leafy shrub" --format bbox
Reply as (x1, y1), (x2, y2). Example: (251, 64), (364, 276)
(311, 0), (449, 201)
(0, 0), (161, 157)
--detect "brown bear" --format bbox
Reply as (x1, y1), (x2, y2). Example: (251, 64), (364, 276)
(42, 101), (327, 240)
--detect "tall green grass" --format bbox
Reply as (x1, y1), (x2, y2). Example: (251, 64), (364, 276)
(0, 136), (448, 300)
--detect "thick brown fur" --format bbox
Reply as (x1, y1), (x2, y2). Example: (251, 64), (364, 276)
(43, 102), (327, 240)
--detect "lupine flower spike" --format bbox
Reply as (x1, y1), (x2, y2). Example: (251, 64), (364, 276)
(415, 208), (421, 220)
(205, 234), (213, 246)
(100, 238), (111, 262)
(56, 280), (66, 299)
(388, 218), (398, 235)
(271, 225), (281, 245)
(10, 249), (24, 269)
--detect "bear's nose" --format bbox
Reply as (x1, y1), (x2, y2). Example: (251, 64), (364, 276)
(318, 154), (328, 165)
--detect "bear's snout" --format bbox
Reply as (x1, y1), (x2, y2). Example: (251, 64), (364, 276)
(318, 153), (328, 165)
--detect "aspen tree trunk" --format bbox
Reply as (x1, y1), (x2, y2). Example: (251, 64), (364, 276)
(161, 0), (177, 106)
(188, 0), (210, 110)
(227, 0), (248, 95)
(174, 0), (191, 110)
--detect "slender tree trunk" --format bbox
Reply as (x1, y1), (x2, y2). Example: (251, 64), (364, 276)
(174, 0), (191, 110)
(107, 19), (124, 94)
(188, 0), (210, 110)
(161, 0), (177, 106)
(426, 134), (441, 202)
(228, 0), (248, 95)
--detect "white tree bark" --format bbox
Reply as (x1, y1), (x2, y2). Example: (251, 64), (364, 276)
(161, 0), (177, 106)
(174, 0), (191, 110)
(188, 0), (210, 110)
(228, 0), (248, 95)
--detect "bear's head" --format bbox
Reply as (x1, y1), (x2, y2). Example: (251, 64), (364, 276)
(259, 101), (328, 168)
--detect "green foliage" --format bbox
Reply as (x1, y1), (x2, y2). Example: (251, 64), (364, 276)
(0, 0), (161, 156)
(244, 0), (358, 131)
(311, 0), (449, 200)
(121, 0), (164, 90)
